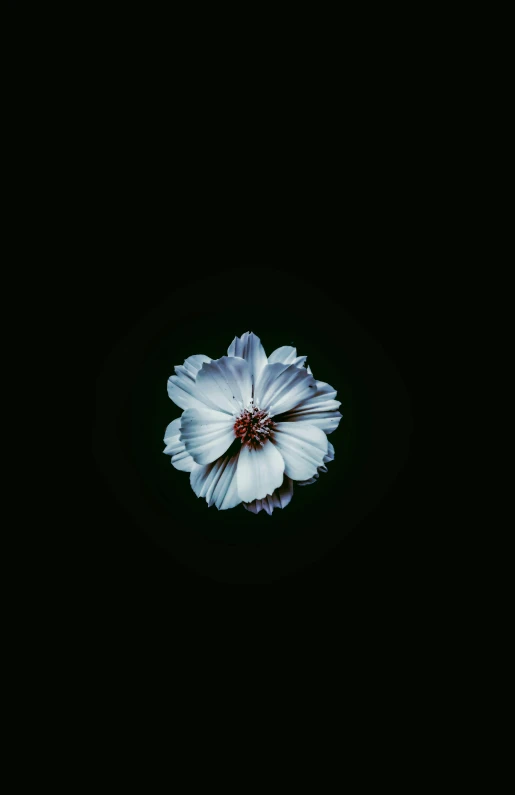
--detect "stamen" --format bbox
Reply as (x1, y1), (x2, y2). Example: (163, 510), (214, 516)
(234, 405), (274, 449)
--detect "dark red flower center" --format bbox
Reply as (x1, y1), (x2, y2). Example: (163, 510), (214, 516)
(234, 405), (274, 449)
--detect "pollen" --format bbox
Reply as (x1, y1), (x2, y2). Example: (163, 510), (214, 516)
(234, 404), (274, 449)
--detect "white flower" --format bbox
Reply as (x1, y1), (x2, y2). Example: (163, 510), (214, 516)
(163, 332), (342, 514)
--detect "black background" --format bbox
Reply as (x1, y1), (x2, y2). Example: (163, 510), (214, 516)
(80, 78), (431, 641)
(93, 269), (414, 565)
(8, 12), (454, 754)
(87, 252), (422, 637)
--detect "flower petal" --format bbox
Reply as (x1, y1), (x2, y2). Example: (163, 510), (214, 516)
(180, 407), (236, 465)
(267, 346), (298, 365)
(236, 440), (285, 502)
(284, 397), (341, 414)
(182, 354), (212, 378)
(268, 345), (307, 370)
(167, 354), (222, 412)
(296, 440), (336, 485)
(276, 373), (341, 434)
(243, 500), (261, 514)
(227, 331), (268, 386)
(174, 354), (213, 384)
(167, 376), (215, 412)
(303, 365), (337, 399)
(278, 400), (342, 435)
(163, 416), (196, 472)
(243, 475), (294, 514)
(246, 496), (274, 515)
(325, 440), (335, 463)
(296, 475), (319, 486)
(271, 422), (328, 481)
(254, 362), (317, 417)
(190, 452), (241, 510)
(163, 417), (181, 444)
(311, 380), (337, 400)
(195, 356), (252, 415)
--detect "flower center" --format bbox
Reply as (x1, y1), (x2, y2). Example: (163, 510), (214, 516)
(234, 405), (274, 449)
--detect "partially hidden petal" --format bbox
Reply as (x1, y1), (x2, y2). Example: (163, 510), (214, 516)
(268, 346), (297, 365)
(174, 354), (213, 384)
(243, 475), (294, 514)
(254, 362), (317, 417)
(275, 377), (341, 434)
(268, 345), (307, 369)
(278, 401), (342, 435)
(182, 354), (212, 378)
(167, 375), (213, 412)
(195, 356), (252, 414)
(271, 422), (328, 481)
(163, 416), (196, 472)
(167, 353), (225, 412)
(325, 441), (335, 463)
(163, 418), (181, 443)
(243, 500), (261, 514)
(227, 331), (268, 386)
(180, 407), (236, 465)
(311, 380), (337, 400)
(236, 440), (285, 502)
(190, 451), (241, 510)
(296, 439), (336, 485)
(296, 475), (319, 486)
